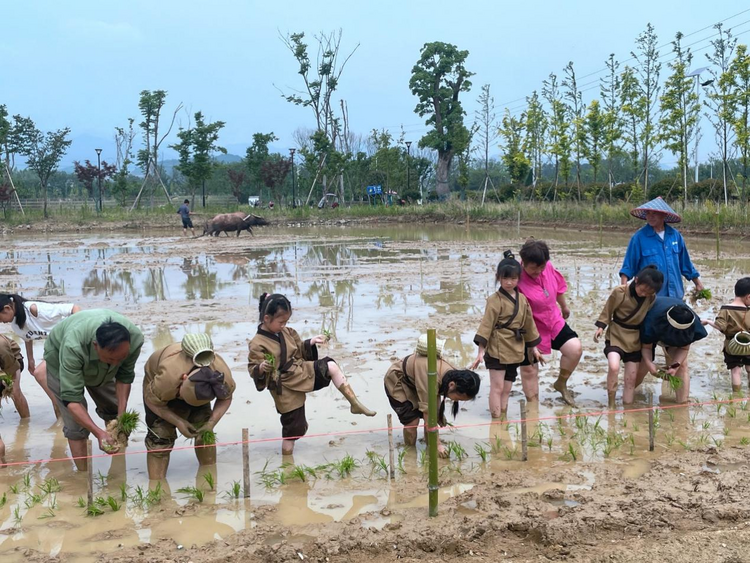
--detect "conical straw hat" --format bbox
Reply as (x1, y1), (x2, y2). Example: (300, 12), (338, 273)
(630, 197), (682, 223)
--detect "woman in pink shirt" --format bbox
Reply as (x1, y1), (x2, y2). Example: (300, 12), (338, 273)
(517, 239), (582, 406)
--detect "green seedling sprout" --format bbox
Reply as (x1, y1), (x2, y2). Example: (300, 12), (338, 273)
(119, 483), (129, 502)
(322, 329), (333, 342)
(106, 496), (121, 511)
(116, 410), (140, 436)
(176, 486), (205, 503)
(202, 472), (215, 490)
(86, 505), (104, 517)
(13, 505), (22, 525)
(226, 481), (242, 499)
(397, 449), (406, 474)
(22, 473), (31, 491)
(0, 492), (6, 508)
(740, 437), (750, 446)
(38, 508), (55, 520)
(76, 497), (86, 508)
(693, 288), (712, 301)
(198, 428), (217, 446)
(474, 442), (489, 463)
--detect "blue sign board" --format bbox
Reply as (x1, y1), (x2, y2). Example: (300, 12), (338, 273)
(366, 185), (382, 195)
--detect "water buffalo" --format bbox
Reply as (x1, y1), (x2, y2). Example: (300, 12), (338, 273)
(202, 212), (268, 237)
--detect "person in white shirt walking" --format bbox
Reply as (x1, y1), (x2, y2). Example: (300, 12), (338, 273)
(0, 293), (81, 417)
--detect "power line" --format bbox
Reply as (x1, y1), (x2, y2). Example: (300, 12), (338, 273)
(497, 7), (750, 108)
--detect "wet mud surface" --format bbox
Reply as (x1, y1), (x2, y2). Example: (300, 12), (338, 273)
(1, 224), (750, 562)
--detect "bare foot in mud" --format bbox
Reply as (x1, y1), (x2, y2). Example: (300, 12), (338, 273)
(553, 378), (576, 407)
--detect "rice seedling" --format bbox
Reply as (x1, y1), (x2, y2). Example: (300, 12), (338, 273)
(474, 442), (489, 463)
(501, 444), (517, 460)
(446, 441), (467, 461)
(491, 434), (503, 454)
(564, 443), (579, 462)
(712, 437), (724, 448)
(665, 431), (676, 447)
(198, 428), (217, 446)
(76, 497), (86, 508)
(146, 483), (165, 507)
(723, 427), (730, 436)
(665, 410), (675, 422)
(38, 507), (55, 520)
(38, 478), (61, 496)
(129, 485), (146, 507)
(677, 439), (692, 451)
(418, 448), (427, 467)
(202, 472), (215, 490)
(652, 410), (661, 429)
(116, 410), (140, 436)
(0, 492), (6, 508)
(693, 288), (712, 301)
(631, 422), (640, 432)
(726, 405), (737, 418)
(397, 449), (406, 474)
(263, 353), (276, 373)
(95, 471), (107, 488)
(697, 433), (709, 446)
(225, 481), (242, 499)
(106, 496), (121, 512)
(557, 421), (567, 437)
(740, 437), (750, 446)
(689, 412), (697, 425)
(546, 437), (554, 451)
(13, 505), (22, 525)
(22, 473), (31, 491)
(716, 403), (724, 415)
(289, 465), (308, 482)
(176, 486), (205, 503)
(119, 483), (129, 502)
(703, 421), (711, 430)
(322, 329), (333, 342)
(332, 454), (359, 478)
(741, 401), (749, 412)
(94, 496), (108, 507)
(365, 451), (389, 475)
(747, 412), (750, 423)
(24, 493), (42, 509)
(9, 484), (18, 494)
(86, 504), (104, 517)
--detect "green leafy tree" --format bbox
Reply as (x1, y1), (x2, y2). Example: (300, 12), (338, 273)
(499, 109), (530, 188)
(132, 90), (182, 208)
(246, 132), (277, 195)
(23, 127), (72, 217)
(730, 44), (750, 203)
(171, 111), (226, 206)
(583, 100), (605, 185)
(543, 73), (571, 195)
(704, 23), (737, 204)
(474, 84), (499, 203)
(524, 90), (547, 190)
(631, 23), (661, 197)
(0, 109), (35, 174)
(620, 66), (643, 185)
(563, 61), (586, 200)
(657, 32), (700, 203)
(260, 155), (292, 206)
(600, 54), (623, 194)
(409, 41), (474, 198)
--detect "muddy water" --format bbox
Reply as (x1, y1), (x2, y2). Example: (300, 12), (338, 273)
(1, 224), (749, 560)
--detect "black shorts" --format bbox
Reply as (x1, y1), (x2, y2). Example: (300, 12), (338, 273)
(385, 385), (422, 426)
(483, 354), (519, 382)
(603, 341), (642, 363)
(520, 323), (579, 366)
(724, 350), (750, 370)
(182, 217), (194, 228)
(279, 357), (334, 440)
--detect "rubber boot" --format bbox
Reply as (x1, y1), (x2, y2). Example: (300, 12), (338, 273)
(339, 384), (376, 416)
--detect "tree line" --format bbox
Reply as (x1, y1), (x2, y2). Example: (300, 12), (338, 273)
(2, 22), (749, 217)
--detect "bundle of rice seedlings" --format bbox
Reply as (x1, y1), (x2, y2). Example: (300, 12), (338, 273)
(693, 288), (712, 301)
(0, 372), (13, 400)
(197, 426), (217, 446)
(104, 410), (141, 453)
(655, 370), (683, 391)
(322, 329), (333, 342)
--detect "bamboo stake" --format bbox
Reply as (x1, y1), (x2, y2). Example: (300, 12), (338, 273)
(427, 329), (438, 517)
(648, 409), (655, 452)
(387, 414), (395, 480)
(86, 440), (94, 507)
(520, 400), (528, 462)
(242, 428), (251, 499)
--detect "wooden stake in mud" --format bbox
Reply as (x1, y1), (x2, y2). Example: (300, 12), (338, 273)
(426, 329), (439, 518)
(648, 409), (655, 452)
(517, 209), (521, 237)
(520, 400), (528, 462)
(387, 414), (395, 480)
(242, 428), (251, 499)
(86, 440), (94, 507)
(715, 209), (721, 261)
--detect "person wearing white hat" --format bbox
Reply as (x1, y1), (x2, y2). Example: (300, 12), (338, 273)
(620, 197), (703, 299)
(143, 333), (235, 479)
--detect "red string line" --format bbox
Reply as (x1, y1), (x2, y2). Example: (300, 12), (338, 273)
(1, 396), (746, 468)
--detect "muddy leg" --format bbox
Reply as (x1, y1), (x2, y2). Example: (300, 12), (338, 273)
(606, 352), (621, 409)
(11, 370), (30, 419)
(675, 361), (690, 404)
(281, 439), (295, 456)
(69, 438), (88, 471)
(0, 436), (5, 464)
(328, 362), (376, 416)
(520, 364), (539, 402)
(147, 453), (170, 480)
(488, 369), (509, 419)
(622, 361), (639, 404)
(32, 361), (60, 418)
(195, 438), (217, 466)
(403, 422), (418, 446)
(731, 366), (743, 394)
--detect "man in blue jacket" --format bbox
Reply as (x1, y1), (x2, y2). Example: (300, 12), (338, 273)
(619, 197), (704, 299)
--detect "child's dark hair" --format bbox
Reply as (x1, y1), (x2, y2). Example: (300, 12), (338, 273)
(496, 250), (521, 281)
(95, 320), (131, 350)
(437, 369), (481, 426)
(183, 199), (190, 204)
(258, 293), (292, 322)
(519, 238), (550, 266)
(735, 277), (750, 298)
(0, 293), (29, 329)
(634, 265), (664, 293)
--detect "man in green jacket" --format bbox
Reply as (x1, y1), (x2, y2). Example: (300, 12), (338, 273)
(44, 309), (144, 470)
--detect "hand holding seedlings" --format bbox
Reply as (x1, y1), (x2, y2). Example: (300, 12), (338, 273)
(309, 334), (328, 345)
(322, 329), (333, 342)
(176, 419), (199, 439)
(262, 353), (276, 375)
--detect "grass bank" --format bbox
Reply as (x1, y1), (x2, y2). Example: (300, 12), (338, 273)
(1, 200), (748, 235)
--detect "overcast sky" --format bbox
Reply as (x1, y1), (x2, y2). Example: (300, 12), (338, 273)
(3, 1), (749, 167)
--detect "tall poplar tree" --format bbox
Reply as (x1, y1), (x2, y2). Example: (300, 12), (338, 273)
(563, 61), (585, 200)
(730, 44), (750, 203)
(600, 54), (623, 195)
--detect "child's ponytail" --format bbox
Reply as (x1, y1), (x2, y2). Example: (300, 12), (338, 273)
(495, 251), (522, 282)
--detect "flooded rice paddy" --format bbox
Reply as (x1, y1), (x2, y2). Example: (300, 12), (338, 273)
(1, 223), (749, 561)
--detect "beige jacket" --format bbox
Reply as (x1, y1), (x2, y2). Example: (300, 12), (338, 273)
(474, 289), (541, 363)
